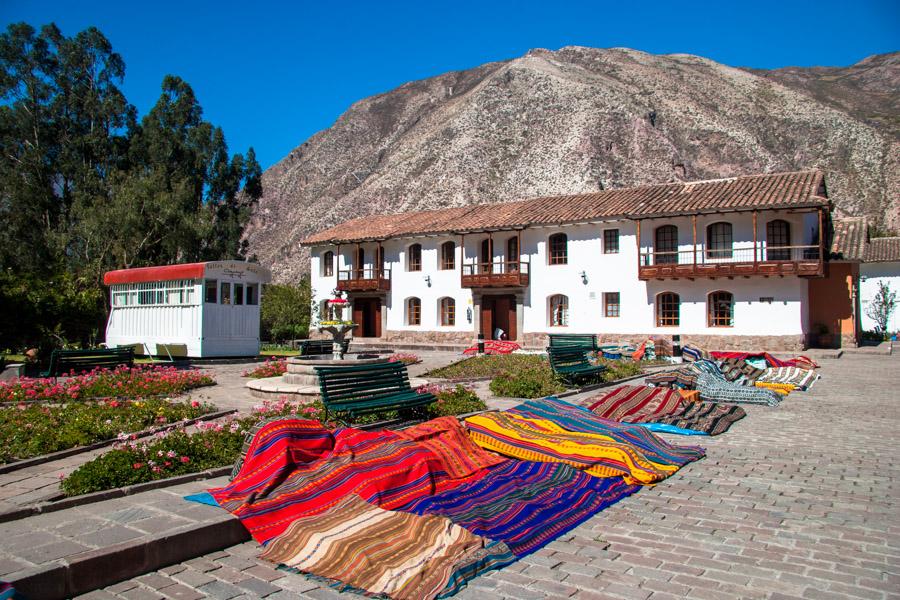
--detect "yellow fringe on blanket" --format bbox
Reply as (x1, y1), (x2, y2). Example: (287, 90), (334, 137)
(754, 381), (794, 395)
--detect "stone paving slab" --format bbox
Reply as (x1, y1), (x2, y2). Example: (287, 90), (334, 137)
(82, 353), (900, 599)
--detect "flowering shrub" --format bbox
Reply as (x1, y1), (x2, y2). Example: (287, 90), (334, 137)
(0, 397), (215, 464)
(388, 353), (420, 366)
(242, 358), (288, 379)
(0, 365), (215, 404)
(418, 384), (486, 417)
(489, 364), (567, 399)
(61, 396), (317, 495)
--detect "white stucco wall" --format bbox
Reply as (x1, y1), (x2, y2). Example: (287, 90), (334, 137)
(860, 261), (900, 332)
(307, 210), (812, 339)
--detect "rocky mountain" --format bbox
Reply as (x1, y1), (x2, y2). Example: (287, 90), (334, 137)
(243, 47), (899, 282)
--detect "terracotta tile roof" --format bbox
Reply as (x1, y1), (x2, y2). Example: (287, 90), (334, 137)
(866, 237), (900, 262)
(301, 170), (828, 245)
(829, 217), (869, 261)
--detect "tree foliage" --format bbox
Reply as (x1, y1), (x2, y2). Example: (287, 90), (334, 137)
(0, 22), (262, 351)
(260, 280), (312, 343)
(865, 281), (897, 336)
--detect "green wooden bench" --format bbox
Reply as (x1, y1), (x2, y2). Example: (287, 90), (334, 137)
(548, 334), (599, 352)
(546, 346), (607, 385)
(40, 347), (135, 379)
(299, 339), (351, 356)
(315, 361), (435, 424)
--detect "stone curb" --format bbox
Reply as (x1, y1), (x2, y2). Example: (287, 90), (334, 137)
(0, 409), (236, 475)
(0, 466), (234, 524)
(7, 513), (251, 600)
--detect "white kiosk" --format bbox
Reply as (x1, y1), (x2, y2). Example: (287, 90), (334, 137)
(103, 261), (272, 358)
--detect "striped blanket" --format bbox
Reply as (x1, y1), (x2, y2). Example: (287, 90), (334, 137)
(464, 398), (704, 485)
(754, 367), (820, 391)
(260, 494), (515, 600)
(709, 351), (819, 369)
(462, 341), (521, 355)
(586, 385), (684, 423)
(399, 460), (639, 557)
(393, 416), (506, 478)
(645, 366), (698, 389)
(587, 385), (746, 436)
(210, 419), (477, 543)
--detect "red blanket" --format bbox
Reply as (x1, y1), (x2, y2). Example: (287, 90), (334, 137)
(708, 351), (818, 369)
(463, 341), (521, 355)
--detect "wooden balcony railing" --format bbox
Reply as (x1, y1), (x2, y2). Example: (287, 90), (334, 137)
(461, 261), (530, 288)
(638, 245), (822, 280)
(336, 267), (391, 292)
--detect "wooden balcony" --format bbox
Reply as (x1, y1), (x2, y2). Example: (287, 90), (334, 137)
(461, 261), (530, 288)
(638, 245), (823, 280)
(336, 268), (391, 292)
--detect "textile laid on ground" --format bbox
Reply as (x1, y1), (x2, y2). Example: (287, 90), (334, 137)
(464, 397), (704, 485)
(695, 372), (782, 406)
(754, 367), (820, 391)
(392, 416), (506, 478)
(709, 351), (819, 369)
(209, 419), (480, 544)
(718, 358), (766, 384)
(586, 385), (684, 422)
(260, 494), (515, 600)
(645, 366), (698, 389)
(586, 385), (747, 436)
(399, 460), (639, 557)
(462, 341), (521, 355)
(681, 344), (710, 363)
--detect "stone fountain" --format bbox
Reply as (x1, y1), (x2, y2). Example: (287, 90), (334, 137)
(246, 291), (427, 401)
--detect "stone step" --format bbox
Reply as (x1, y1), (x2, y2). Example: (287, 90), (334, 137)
(1, 476), (249, 600)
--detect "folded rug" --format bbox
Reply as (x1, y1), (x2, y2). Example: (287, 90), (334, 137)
(586, 385), (746, 436)
(260, 494), (514, 600)
(695, 372), (782, 406)
(399, 460), (639, 557)
(210, 419), (476, 544)
(645, 366), (698, 389)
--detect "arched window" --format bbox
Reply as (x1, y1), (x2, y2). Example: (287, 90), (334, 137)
(406, 297), (421, 326)
(322, 251), (334, 277)
(655, 225), (678, 264)
(706, 222), (733, 259)
(507, 236), (519, 272)
(440, 241), (456, 270)
(549, 294), (569, 327)
(549, 234), (568, 265)
(439, 297), (455, 326)
(708, 291), (734, 327)
(766, 220), (791, 261)
(407, 244), (422, 272)
(656, 292), (680, 327)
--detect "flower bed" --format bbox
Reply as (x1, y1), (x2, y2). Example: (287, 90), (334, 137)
(61, 388), (489, 496)
(427, 354), (549, 380)
(0, 397), (217, 464)
(0, 365), (215, 404)
(388, 353), (421, 366)
(242, 358), (288, 379)
(489, 356), (645, 399)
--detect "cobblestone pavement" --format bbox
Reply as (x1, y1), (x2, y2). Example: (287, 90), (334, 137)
(78, 352), (900, 599)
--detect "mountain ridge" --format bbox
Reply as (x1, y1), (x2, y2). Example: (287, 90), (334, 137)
(243, 46), (899, 282)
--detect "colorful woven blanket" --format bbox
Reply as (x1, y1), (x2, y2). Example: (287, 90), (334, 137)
(260, 494), (515, 600)
(586, 385), (746, 436)
(586, 385), (684, 423)
(464, 398), (704, 485)
(645, 366), (698, 389)
(462, 341), (521, 355)
(709, 351), (819, 369)
(718, 358), (766, 384)
(399, 460), (639, 557)
(392, 416), (506, 478)
(210, 419), (477, 544)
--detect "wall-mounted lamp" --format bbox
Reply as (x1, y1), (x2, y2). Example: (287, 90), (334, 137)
(466, 307), (473, 323)
(579, 271), (588, 285)
(424, 275), (432, 287)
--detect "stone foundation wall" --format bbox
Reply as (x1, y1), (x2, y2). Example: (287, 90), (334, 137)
(378, 330), (475, 345)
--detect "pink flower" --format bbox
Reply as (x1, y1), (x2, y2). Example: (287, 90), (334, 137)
(133, 462), (143, 469)
(191, 400), (200, 408)
(180, 456), (190, 463)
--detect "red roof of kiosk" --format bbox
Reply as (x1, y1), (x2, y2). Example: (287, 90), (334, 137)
(103, 262), (207, 285)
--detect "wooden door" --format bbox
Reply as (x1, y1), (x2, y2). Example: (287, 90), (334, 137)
(481, 297), (494, 339)
(352, 300), (364, 337)
(368, 298), (382, 338)
(481, 295), (516, 340)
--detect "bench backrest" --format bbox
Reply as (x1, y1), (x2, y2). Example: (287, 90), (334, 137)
(49, 348), (134, 376)
(315, 361), (412, 408)
(299, 339), (351, 356)
(547, 346), (592, 370)
(548, 334), (597, 350)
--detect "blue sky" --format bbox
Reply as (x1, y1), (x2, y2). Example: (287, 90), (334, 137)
(2, 1), (898, 170)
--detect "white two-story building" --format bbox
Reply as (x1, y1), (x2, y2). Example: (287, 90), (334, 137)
(302, 170), (857, 351)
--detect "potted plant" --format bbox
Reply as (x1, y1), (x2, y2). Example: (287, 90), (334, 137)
(812, 323), (834, 348)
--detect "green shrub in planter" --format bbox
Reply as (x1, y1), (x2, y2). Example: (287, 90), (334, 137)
(489, 365), (566, 399)
(424, 385), (487, 417)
